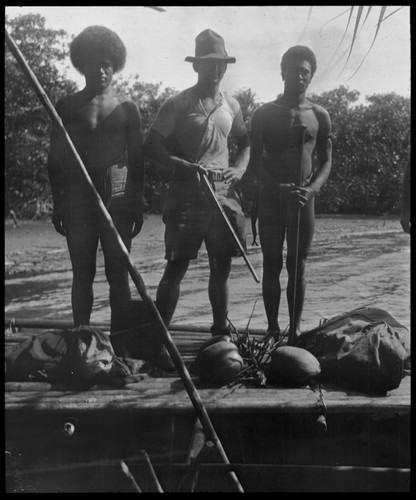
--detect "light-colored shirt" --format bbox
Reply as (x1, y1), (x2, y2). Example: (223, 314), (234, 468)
(150, 86), (247, 171)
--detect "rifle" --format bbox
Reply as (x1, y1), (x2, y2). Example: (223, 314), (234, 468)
(200, 173), (260, 283)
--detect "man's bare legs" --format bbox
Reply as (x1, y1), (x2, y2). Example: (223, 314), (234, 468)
(259, 199), (314, 345)
(262, 255), (284, 338)
(208, 256), (232, 333)
(66, 219), (99, 326)
(151, 259), (190, 371)
(259, 209), (286, 341)
(101, 209), (134, 335)
(156, 259), (190, 327)
(286, 201), (315, 345)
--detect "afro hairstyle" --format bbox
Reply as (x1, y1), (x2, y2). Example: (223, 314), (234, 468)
(281, 45), (317, 77)
(70, 25), (127, 74)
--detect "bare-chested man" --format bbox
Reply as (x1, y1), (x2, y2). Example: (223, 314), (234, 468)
(47, 26), (146, 346)
(249, 45), (332, 345)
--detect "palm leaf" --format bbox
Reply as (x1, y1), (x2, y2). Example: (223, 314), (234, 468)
(337, 5), (365, 78)
(317, 6), (404, 79)
(332, 6), (355, 59)
(297, 6), (313, 44)
(346, 5), (387, 81)
(319, 7), (350, 35)
(380, 6), (404, 22)
(319, 7), (355, 75)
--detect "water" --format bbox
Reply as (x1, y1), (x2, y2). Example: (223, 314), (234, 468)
(5, 215), (411, 332)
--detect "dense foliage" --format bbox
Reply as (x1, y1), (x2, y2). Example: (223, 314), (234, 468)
(5, 14), (77, 218)
(5, 14), (410, 218)
(309, 87), (410, 214)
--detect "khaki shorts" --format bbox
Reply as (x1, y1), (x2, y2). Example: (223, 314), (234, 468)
(163, 176), (246, 261)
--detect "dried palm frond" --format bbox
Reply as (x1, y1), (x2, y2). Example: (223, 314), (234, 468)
(318, 5), (405, 79)
(226, 302), (288, 388)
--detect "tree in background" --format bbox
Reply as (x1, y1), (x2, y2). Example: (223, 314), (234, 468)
(113, 76), (177, 213)
(310, 86), (410, 214)
(228, 87), (261, 167)
(5, 14), (77, 218)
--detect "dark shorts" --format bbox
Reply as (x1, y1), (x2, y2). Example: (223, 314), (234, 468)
(163, 177), (246, 261)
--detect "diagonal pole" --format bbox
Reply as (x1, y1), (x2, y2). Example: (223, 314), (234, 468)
(5, 28), (244, 493)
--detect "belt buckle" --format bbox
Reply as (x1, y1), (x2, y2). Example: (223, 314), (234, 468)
(209, 170), (223, 182)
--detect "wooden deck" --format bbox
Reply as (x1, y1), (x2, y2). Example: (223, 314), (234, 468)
(5, 326), (411, 493)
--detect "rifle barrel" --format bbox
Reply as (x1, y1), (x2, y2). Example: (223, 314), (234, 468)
(201, 174), (260, 283)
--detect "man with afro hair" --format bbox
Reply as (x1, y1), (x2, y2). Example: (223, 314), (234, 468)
(69, 24), (127, 75)
(47, 26), (164, 366)
(248, 45), (333, 345)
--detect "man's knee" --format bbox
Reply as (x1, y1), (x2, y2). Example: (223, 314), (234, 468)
(161, 260), (189, 285)
(72, 264), (96, 283)
(263, 255), (284, 272)
(286, 253), (308, 272)
(209, 256), (231, 278)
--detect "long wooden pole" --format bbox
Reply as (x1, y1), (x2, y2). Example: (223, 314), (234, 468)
(5, 28), (244, 493)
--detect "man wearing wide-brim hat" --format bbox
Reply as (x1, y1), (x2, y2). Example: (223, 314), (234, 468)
(144, 29), (250, 368)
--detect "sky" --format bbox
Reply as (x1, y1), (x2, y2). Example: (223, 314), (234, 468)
(5, 6), (411, 104)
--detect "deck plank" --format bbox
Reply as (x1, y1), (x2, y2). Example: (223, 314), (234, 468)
(5, 328), (410, 415)
(5, 329), (410, 414)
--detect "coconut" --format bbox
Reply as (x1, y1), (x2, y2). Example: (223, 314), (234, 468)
(265, 345), (321, 386)
(192, 338), (244, 384)
(197, 334), (233, 353)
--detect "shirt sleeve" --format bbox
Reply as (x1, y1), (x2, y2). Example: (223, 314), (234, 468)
(230, 107), (248, 140)
(150, 96), (177, 139)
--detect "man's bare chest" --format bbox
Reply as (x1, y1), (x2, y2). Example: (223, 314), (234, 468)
(264, 107), (318, 146)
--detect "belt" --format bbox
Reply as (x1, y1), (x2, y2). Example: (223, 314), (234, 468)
(207, 170), (224, 182)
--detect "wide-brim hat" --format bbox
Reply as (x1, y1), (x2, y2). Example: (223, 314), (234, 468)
(185, 29), (236, 63)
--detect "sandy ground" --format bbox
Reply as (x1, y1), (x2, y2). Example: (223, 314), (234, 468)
(4, 214), (411, 332)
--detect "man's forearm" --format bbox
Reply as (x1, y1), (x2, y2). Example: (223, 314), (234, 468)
(233, 145), (250, 172)
(308, 161), (331, 194)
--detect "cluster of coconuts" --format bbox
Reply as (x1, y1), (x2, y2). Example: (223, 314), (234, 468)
(192, 335), (321, 386)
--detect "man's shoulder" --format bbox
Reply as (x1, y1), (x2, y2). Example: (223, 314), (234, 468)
(115, 94), (136, 105)
(306, 99), (330, 116)
(167, 87), (194, 102)
(55, 92), (79, 107)
(54, 93), (81, 115)
(221, 91), (240, 111)
(117, 95), (141, 113)
(253, 101), (279, 119)
(158, 87), (194, 111)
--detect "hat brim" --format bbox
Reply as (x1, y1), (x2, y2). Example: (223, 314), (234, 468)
(185, 55), (236, 63)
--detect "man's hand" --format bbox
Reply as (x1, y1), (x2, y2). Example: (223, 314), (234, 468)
(289, 185), (315, 208)
(223, 165), (245, 185)
(130, 206), (144, 238)
(52, 208), (66, 236)
(176, 158), (207, 177)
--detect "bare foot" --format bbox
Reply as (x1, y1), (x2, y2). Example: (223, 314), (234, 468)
(263, 326), (281, 344)
(287, 329), (301, 346)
